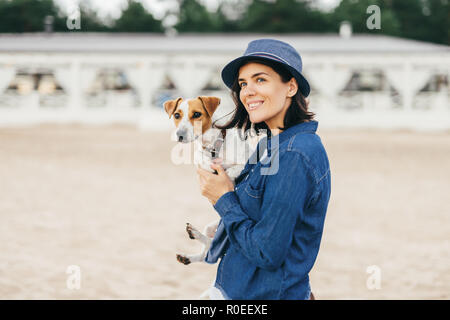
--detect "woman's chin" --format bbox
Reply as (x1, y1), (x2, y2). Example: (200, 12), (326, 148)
(249, 113), (266, 124)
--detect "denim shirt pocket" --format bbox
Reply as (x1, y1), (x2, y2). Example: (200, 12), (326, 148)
(243, 163), (266, 199)
(235, 165), (266, 222)
(245, 183), (263, 198)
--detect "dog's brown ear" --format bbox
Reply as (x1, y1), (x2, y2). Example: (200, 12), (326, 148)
(198, 96), (221, 118)
(164, 97), (182, 118)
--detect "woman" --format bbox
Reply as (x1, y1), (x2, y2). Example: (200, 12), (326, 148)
(197, 39), (331, 300)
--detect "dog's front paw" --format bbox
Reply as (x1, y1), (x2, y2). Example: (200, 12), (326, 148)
(176, 254), (191, 265)
(205, 220), (220, 238)
(186, 223), (201, 240)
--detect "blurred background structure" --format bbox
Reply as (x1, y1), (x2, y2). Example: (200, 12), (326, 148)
(0, 0), (449, 130)
(1, 31), (450, 130)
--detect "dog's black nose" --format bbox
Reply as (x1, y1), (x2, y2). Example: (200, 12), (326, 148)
(176, 128), (187, 142)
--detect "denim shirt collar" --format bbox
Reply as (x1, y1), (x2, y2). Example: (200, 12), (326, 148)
(274, 120), (318, 146)
(247, 120), (318, 167)
(264, 120), (318, 153)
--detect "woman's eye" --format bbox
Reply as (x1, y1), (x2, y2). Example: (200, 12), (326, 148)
(239, 82), (247, 88)
(193, 112), (202, 118)
(257, 77), (266, 83)
(174, 113), (180, 119)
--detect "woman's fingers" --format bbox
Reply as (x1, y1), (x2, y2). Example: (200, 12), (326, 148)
(197, 164), (233, 205)
(210, 163), (226, 176)
(197, 167), (213, 177)
(197, 168), (211, 196)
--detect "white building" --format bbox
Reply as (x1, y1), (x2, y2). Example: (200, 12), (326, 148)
(0, 32), (449, 130)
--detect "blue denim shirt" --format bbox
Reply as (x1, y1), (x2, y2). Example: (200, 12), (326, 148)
(206, 120), (331, 300)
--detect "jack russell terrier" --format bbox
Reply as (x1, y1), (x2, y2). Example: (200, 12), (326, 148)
(164, 96), (255, 265)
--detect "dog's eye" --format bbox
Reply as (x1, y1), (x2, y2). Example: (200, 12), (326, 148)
(193, 112), (202, 118)
(174, 113), (180, 119)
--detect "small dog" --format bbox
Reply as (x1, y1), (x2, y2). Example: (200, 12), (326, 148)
(164, 96), (253, 265)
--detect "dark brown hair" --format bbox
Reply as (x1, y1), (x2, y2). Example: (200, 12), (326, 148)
(214, 58), (314, 139)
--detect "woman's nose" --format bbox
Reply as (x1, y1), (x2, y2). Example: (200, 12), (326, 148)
(241, 83), (256, 98)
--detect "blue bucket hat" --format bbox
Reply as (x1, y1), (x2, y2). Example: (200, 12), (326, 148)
(221, 38), (310, 97)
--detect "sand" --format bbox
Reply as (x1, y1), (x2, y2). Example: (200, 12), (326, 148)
(0, 124), (448, 299)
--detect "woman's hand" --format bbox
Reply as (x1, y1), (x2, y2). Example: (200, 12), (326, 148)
(197, 163), (234, 205)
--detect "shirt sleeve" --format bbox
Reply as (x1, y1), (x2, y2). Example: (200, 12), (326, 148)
(213, 151), (315, 270)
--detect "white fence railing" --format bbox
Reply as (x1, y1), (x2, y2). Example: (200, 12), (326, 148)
(0, 56), (449, 131)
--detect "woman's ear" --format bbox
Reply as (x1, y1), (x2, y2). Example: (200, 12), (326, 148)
(287, 78), (298, 97)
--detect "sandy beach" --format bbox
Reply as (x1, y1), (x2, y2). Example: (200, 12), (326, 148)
(0, 124), (448, 299)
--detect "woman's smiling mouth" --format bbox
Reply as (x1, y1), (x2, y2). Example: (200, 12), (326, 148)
(247, 100), (264, 111)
